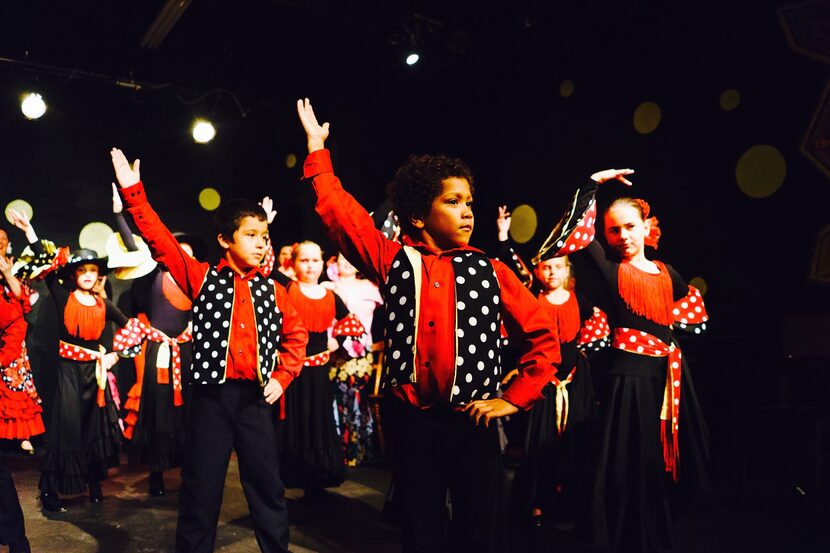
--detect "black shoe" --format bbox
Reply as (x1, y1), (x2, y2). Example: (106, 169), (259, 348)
(89, 482), (104, 504)
(39, 491), (66, 513)
(149, 471), (166, 496)
(9, 536), (31, 553)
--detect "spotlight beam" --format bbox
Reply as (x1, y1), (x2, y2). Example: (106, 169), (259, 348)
(141, 0), (193, 51)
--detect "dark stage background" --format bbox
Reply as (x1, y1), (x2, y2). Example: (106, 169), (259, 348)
(1, 0), (829, 521)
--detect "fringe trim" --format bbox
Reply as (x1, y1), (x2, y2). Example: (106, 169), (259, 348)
(64, 293), (106, 340)
(540, 292), (581, 343)
(617, 260), (674, 326)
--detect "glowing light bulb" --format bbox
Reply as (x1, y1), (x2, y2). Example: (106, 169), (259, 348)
(192, 120), (216, 143)
(406, 53), (420, 66)
(21, 93), (46, 120)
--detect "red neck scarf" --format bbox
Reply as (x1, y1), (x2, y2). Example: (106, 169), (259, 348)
(64, 293), (106, 340)
(617, 260), (674, 326)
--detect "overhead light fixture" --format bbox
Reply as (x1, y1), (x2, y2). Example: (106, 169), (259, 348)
(21, 93), (46, 119)
(406, 53), (420, 66)
(192, 120), (216, 144)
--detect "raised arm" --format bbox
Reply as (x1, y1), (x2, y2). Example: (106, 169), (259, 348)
(112, 182), (139, 252)
(297, 99), (401, 284)
(7, 209), (65, 300)
(0, 256), (22, 299)
(111, 148), (208, 300)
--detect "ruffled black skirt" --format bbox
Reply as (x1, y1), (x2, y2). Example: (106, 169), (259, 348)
(39, 359), (121, 495)
(277, 362), (345, 490)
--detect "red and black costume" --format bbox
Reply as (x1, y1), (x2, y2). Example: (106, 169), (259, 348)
(277, 283), (363, 491)
(543, 180), (708, 552)
(304, 149), (561, 552)
(28, 243), (145, 499)
(121, 181), (308, 553)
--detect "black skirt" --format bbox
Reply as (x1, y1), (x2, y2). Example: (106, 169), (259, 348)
(511, 353), (598, 518)
(39, 359), (121, 495)
(276, 362), (345, 490)
(126, 341), (189, 472)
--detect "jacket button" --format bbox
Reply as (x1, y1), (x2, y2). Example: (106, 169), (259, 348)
(434, 282), (440, 288)
(428, 321), (434, 327)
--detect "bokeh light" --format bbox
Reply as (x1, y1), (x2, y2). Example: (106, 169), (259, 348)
(689, 276), (708, 296)
(79, 222), (114, 256)
(21, 93), (47, 120)
(199, 187), (221, 211)
(560, 80), (575, 98)
(286, 153), (298, 169)
(720, 89), (740, 111)
(633, 101), (662, 134)
(509, 204), (538, 244)
(406, 53), (420, 66)
(5, 199), (34, 224)
(192, 120), (216, 144)
(736, 145), (786, 198)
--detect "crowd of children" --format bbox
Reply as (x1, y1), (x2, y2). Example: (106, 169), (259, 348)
(0, 98), (709, 553)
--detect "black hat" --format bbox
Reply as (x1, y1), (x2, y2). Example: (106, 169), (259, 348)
(172, 232), (207, 261)
(58, 249), (111, 280)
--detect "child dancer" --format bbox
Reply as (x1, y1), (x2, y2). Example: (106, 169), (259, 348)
(297, 98), (561, 552)
(539, 168), (702, 552)
(496, 208), (608, 528)
(278, 242), (365, 494)
(8, 210), (145, 512)
(0, 252), (45, 454)
(109, 184), (193, 496)
(326, 253), (383, 466)
(0, 262), (32, 553)
(111, 148), (308, 553)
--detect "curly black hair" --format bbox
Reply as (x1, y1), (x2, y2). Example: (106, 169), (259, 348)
(386, 154), (475, 236)
(213, 199), (267, 243)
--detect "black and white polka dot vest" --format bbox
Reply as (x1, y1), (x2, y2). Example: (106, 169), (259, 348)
(382, 246), (502, 405)
(190, 266), (283, 385)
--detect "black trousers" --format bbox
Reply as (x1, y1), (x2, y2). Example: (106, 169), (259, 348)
(175, 381), (289, 553)
(385, 397), (505, 553)
(0, 453), (25, 546)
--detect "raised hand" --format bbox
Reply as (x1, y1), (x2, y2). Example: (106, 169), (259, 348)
(112, 183), (123, 213)
(0, 256), (11, 276)
(590, 168), (634, 186)
(110, 148), (141, 188)
(496, 205), (511, 242)
(296, 98), (330, 153)
(7, 209), (37, 243)
(260, 196), (277, 224)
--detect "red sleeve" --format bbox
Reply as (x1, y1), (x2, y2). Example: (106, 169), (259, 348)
(270, 283), (309, 391)
(304, 149), (402, 285)
(0, 314), (27, 368)
(494, 260), (562, 410)
(121, 181), (209, 300)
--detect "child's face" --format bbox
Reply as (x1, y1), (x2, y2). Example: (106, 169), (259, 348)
(74, 263), (100, 291)
(278, 246), (293, 268)
(336, 254), (357, 278)
(535, 257), (570, 292)
(414, 177), (474, 251)
(219, 216), (269, 271)
(0, 229), (8, 255)
(293, 244), (324, 284)
(604, 204), (648, 260)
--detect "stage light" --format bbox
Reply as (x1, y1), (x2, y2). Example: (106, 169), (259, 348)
(406, 53), (420, 66)
(509, 204), (538, 245)
(286, 153), (297, 169)
(21, 93), (46, 120)
(79, 222), (114, 256)
(5, 199), (34, 224)
(199, 187), (221, 211)
(736, 144), (786, 198)
(633, 102), (661, 134)
(560, 80), (575, 98)
(192, 120), (216, 144)
(720, 89), (740, 111)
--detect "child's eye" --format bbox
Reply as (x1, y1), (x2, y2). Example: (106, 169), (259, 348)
(447, 199), (458, 205)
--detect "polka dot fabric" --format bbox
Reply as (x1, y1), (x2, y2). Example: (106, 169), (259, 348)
(112, 317), (149, 356)
(672, 285), (709, 335)
(577, 307), (611, 353)
(259, 243), (276, 277)
(611, 327), (683, 480)
(331, 313), (366, 338)
(532, 188), (598, 265)
(191, 267), (282, 386)
(381, 249), (418, 389)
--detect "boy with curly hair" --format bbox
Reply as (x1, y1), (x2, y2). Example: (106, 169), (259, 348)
(297, 99), (561, 552)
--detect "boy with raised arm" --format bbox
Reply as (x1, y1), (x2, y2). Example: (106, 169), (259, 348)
(296, 99), (561, 552)
(111, 149), (308, 553)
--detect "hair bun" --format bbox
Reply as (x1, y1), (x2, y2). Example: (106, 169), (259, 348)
(634, 198), (651, 218)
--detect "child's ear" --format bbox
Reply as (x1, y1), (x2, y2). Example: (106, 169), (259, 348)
(410, 215), (425, 230)
(217, 233), (232, 250)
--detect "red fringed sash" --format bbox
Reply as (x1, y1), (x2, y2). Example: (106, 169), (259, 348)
(612, 327), (682, 481)
(617, 260), (674, 326)
(64, 293), (106, 340)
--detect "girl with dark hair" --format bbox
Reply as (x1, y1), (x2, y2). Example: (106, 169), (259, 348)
(8, 209), (145, 512)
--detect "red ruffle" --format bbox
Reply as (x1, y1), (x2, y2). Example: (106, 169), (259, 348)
(64, 293), (106, 340)
(0, 385), (45, 439)
(122, 384), (142, 440)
